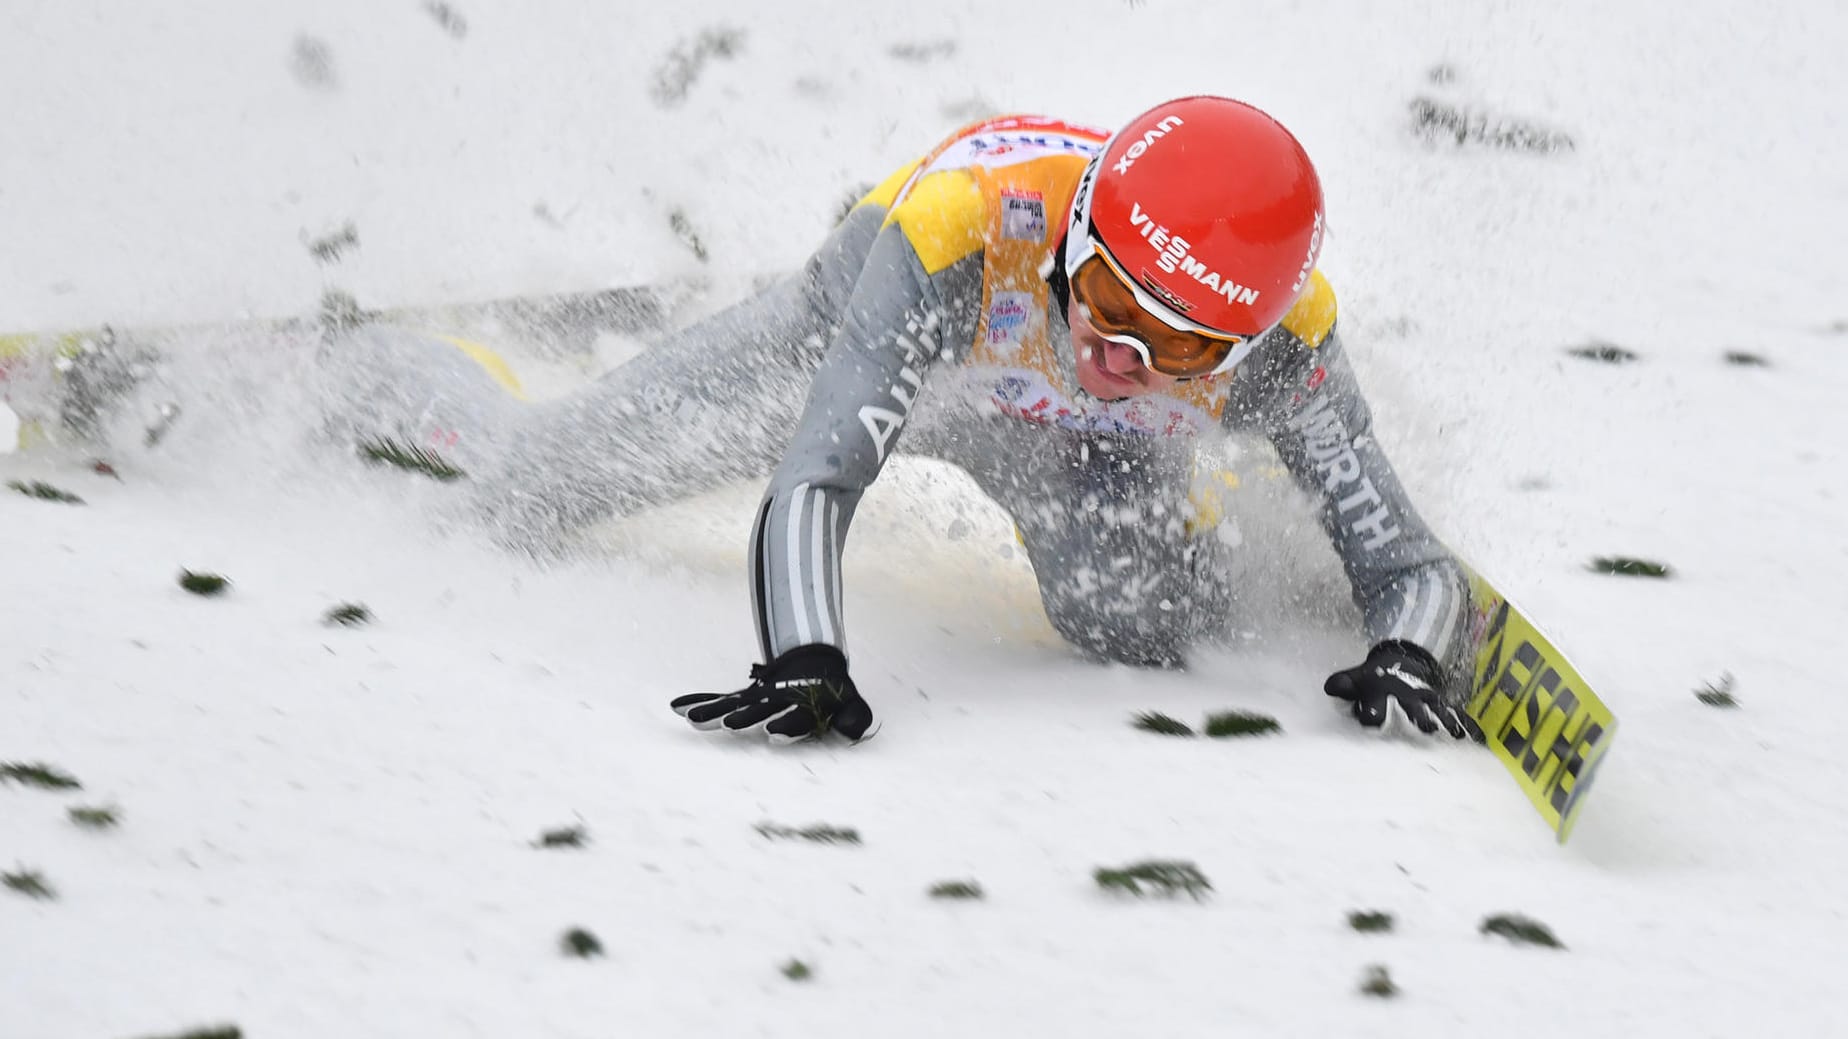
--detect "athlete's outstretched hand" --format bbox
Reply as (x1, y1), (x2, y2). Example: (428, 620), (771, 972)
(1325, 640), (1482, 741)
(670, 644), (874, 744)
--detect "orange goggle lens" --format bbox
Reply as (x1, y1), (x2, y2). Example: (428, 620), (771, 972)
(1070, 254), (1245, 379)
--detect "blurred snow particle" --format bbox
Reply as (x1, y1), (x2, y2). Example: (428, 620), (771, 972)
(560, 927), (604, 958)
(668, 208), (708, 263)
(1359, 964), (1399, 998)
(0, 403), (20, 455)
(791, 76), (831, 99)
(319, 288), (371, 339)
(1695, 672), (1739, 709)
(1367, 314), (1419, 339)
(1409, 97), (1574, 154)
(940, 94), (999, 122)
(833, 182), (873, 223)
(650, 27), (746, 107)
(304, 222), (359, 265)
(423, 1), (469, 39)
(289, 35), (338, 91)
(1427, 62), (1458, 85)
(887, 40), (956, 63)
(594, 332), (647, 371)
(1566, 341), (1639, 364)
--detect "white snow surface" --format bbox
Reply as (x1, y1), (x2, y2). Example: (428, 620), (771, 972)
(6, 2), (1848, 1036)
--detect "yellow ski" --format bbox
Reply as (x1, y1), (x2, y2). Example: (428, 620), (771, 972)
(1461, 565), (1618, 843)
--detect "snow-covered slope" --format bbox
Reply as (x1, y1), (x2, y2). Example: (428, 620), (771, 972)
(6, 2), (1848, 1036)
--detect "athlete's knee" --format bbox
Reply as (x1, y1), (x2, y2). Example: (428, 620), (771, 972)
(1044, 603), (1192, 669)
(1030, 535), (1231, 669)
(1035, 564), (1210, 668)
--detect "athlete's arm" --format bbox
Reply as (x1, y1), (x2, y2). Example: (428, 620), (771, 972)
(749, 172), (987, 661)
(1225, 274), (1470, 679)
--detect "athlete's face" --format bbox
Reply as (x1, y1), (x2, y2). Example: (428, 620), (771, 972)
(1067, 295), (1181, 400)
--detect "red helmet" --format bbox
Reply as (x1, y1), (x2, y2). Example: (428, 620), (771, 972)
(1063, 96), (1325, 340)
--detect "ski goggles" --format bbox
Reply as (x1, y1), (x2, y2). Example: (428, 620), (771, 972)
(1068, 243), (1256, 379)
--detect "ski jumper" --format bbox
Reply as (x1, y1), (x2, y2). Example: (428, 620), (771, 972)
(435, 115), (1470, 673)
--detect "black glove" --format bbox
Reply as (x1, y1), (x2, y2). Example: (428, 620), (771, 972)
(670, 644), (874, 744)
(1324, 640), (1481, 741)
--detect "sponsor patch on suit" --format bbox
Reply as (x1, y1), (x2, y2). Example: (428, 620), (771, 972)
(985, 291), (1034, 351)
(1000, 190), (1047, 241)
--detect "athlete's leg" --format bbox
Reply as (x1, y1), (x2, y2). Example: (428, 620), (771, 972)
(468, 210), (884, 551)
(314, 323), (527, 474)
(468, 307), (820, 550)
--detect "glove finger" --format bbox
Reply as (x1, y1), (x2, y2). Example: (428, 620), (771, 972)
(1405, 697), (1443, 735)
(828, 694), (875, 741)
(1351, 691), (1391, 728)
(670, 692), (727, 718)
(1436, 704), (1469, 740)
(1377, 695), (1421, 736)
(1324, 670), (1361, 701)
(681, 695), (748, 728)
(724, 698), (804, 734)
(765, 707), (823, 745)
(1459, 710), (1486, 743)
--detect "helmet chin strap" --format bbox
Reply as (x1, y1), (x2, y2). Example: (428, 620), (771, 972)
(1059, 156), (1103, 279)
(1043, 229), (1073, 319)
(1039, 152), (1101, 311)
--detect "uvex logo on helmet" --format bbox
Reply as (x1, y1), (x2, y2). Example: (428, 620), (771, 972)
(1084, 96), (1327, 337)
(1291, 209), (1324, 294)
(1111, 115), (1184, 175)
